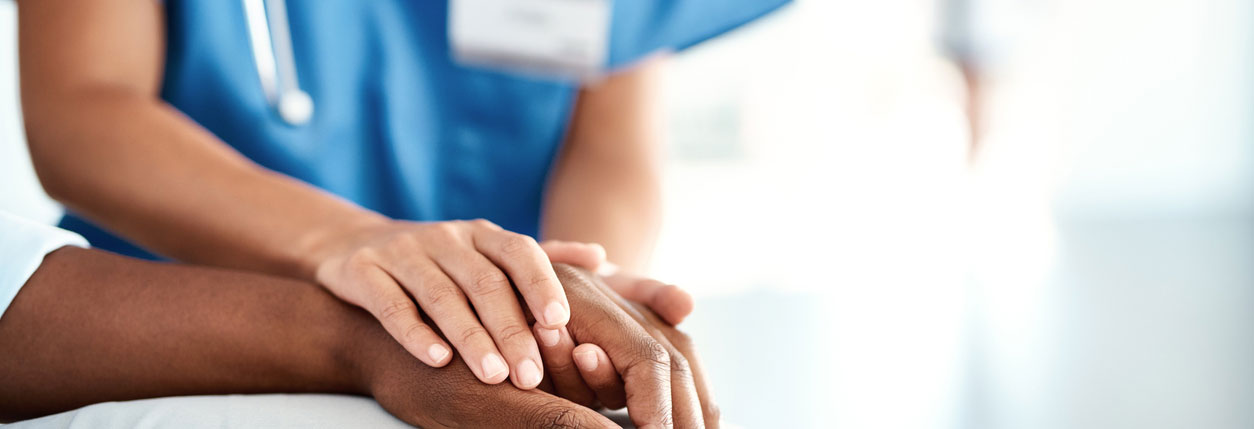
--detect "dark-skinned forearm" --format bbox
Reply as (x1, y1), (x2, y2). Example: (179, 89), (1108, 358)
(0, 247), (377, 422)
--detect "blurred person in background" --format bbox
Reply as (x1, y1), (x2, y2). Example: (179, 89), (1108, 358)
(16, 0), (784, 411)
(936, 0), (1033, 161)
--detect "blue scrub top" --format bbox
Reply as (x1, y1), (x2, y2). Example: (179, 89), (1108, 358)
(60, 0), (790, 259)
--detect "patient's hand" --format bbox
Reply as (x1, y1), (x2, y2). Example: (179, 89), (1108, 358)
(360, 263), (717, 429)
(360, 339), (617, 428)
(539, 264), (717, 429)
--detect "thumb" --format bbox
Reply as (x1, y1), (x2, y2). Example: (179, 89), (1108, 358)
(541, 240), (608, 271)
(602, 275), (695, 326)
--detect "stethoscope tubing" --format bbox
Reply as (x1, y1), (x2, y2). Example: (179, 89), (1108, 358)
(242, 0), (313, 126)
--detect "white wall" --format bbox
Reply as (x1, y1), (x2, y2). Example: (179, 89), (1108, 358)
(985, 0), (1254, 221)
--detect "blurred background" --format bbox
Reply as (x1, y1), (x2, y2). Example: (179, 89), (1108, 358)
(3, 0), (1252, 428)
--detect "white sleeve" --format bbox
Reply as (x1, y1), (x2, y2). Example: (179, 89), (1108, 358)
(0, 211), (89, 318)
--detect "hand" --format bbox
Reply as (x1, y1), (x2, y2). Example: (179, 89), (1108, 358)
(541, 241), (695, 326)
(600, 271), (695, 326)
(359, 338), (617, 429)
(533, 264), (719, 429)
(311, 219), (569, 389)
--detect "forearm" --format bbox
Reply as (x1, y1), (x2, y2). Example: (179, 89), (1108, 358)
(542, 57), (667, 272)
(543, 159), (662, 272)
(23, 91), (383, 278)
(19, 0), (383, 279)
(0, 247), (375, 421)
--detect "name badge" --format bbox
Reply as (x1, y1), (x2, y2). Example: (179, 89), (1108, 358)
(449, 0), (612, 81)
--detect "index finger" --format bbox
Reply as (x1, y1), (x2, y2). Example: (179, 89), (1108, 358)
(612, 299), (702, 429)
(354, 264), (453, 368)
(664, 328), (719, 428)
(628, 303), (707, 429)
(473, 226), (570, 329)
(554, 263), (674, 429)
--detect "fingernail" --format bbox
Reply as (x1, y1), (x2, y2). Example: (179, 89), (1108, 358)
(544, 302), (569, 326)
(517, 359), (543, 387)
(536, 327), (561, 347)
(481, 354), (508, 380)
(428, 344), (450, 364)
(574, 349), (598, 372)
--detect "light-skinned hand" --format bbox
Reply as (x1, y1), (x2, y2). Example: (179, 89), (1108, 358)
(311, 218), (570, 389)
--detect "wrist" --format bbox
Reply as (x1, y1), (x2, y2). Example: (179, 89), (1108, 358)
(327, 302), (391, 395)
(294, 211), (389, 280)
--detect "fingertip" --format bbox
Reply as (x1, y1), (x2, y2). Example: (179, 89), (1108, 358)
(480, 353), (510, 384)
(657, 284), (695, 325)
(540, 240), (607, 270)
(663, 312), (687, 326)
(426, 343), (452, 367)
(534, 326), (562, 348)
(512, 358), (545, 390)
(539, 301), (570, 328)
(572, 343), (605, 372)
(585, 242), (607, 264)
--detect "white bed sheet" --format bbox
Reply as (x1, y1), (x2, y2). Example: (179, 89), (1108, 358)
(7, 394), (412, 429)
(7, 394), (638, 428)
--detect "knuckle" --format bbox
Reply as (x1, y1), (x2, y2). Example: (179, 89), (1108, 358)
(633, 339), (670, 369)
(705, 402), (723, 424)
(495, 323), (533, 346)
(468, 270), (510, 296)
(531, 406), (582, 429)
(500, 233), (538, 255)
(402, 321), (430, 342)
(527, 274), (556, 290)
(377, 299), (414, 323)
(470, 218), (498, 230)
(668, 349), (692, 374)
(545, 359), (578, 374)
(384, 232), (421, 251)
(426, 222), (462, 241)
(424, 283), (464, 307)
(458, 325), (492, 345)
(345, 248), (379, 270)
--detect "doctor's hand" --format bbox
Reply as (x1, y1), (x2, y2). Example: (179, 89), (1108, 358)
(309, 218), (569, 389)
(542, 241), (695, 325)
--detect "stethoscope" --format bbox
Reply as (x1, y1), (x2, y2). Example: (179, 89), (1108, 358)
(242, 0), (314, 126)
